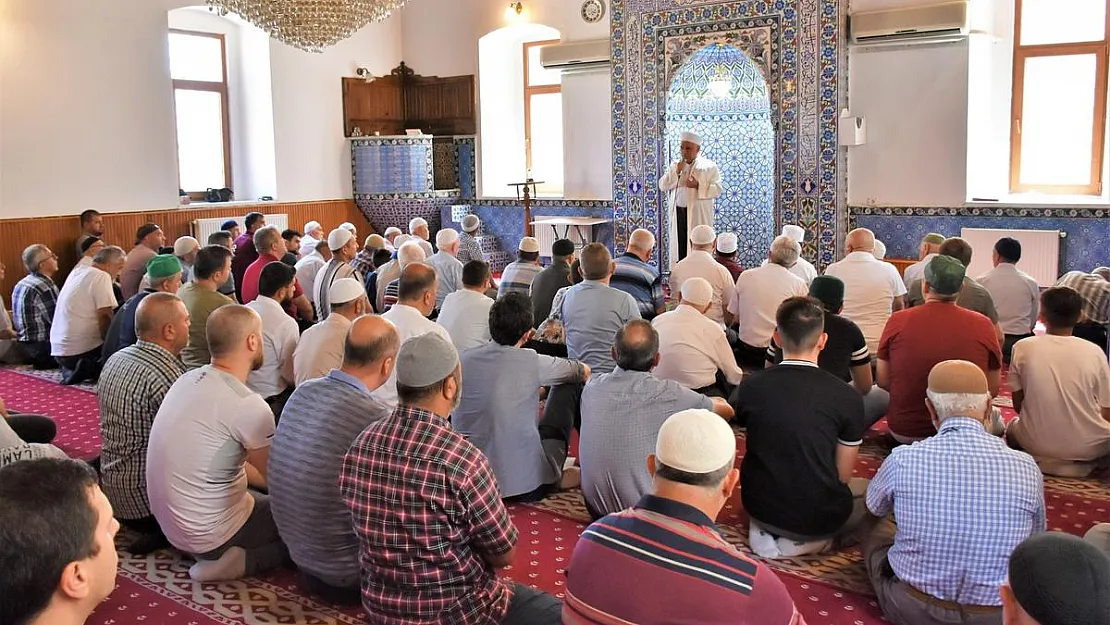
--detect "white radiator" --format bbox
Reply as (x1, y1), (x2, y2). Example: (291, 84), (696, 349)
(960, 227), (1062, 287)
(534, 215), (558, 258)
(191, 214), (288, 244)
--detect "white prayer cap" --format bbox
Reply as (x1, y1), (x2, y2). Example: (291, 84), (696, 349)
(655, 409), (736, 475)
(394, 234), (413, 247)
(339, 222), (357, 235)
(304, 221), (322, 235)
(519, 237), (541, 253)
(384, 226), (402, 238)
(679, 131), (702, 146)
(328, 228), (354, 251)
(436, 228), (459, 248)
(409, 217), (429, 233)
(680, 277), (714, 307)
(782, 224), (806, 243)
(716, 232), (738, 254)
(398, 241), (427, 266)
(173, 236), (200, 256)
(329, 277), (365, 305)
(872, 240), (887, 260)
(461, 214), (481, 233)
(690, 224), (716, 246)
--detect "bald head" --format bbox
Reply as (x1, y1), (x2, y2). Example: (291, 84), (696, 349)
(135, 292), (186, 340)
(344, 315), (401, 370)
(206, 305), (261, 360)
(397, 241), (427, 268)
(614, 319), (659, 372)
(628, 228), (655, 252)
(398, 263), (438, 302)
(846, 228), (876, 253)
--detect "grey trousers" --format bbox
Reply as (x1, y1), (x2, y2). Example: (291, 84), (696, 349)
(864, 519), (1002, 625)
(501, 583), (562, 625)
(195, 491), (288, 576)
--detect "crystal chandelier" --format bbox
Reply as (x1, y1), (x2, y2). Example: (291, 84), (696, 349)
(206, 0), (409, 53)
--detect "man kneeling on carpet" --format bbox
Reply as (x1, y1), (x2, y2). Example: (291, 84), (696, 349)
(563, 409), (804, 625)
(864, 359), (1045, 625)
(147, 304), (286, 582)
(0, 458), (120, 625)
(339, 333), (564, 624)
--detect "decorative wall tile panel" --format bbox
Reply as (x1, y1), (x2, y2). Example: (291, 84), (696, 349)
(350, 137), (435, 195)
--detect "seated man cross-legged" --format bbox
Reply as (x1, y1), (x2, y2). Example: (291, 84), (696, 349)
(653, 277), (744, 397)
(1007, 286), (1110, 477)
(865, 360), (1045, 625)
(340, 333), (564, 625)
(564, 409), (804, 625)
(270, 315), (399, 603)
(147, 305), (286, 582)
(732, 296), (869, 559)
(580, 319), (734, 519)
(453, 292), (591, 501)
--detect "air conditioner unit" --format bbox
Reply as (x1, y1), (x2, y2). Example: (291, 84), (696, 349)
(539, 39), (610, 72)
(850, 1), (969, 45)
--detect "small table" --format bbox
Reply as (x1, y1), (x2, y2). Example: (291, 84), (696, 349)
(531, 217), (612, 248)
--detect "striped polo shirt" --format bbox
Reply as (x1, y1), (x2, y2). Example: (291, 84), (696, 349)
(564, 495), (805, 625)
(610, 252), (665, 319)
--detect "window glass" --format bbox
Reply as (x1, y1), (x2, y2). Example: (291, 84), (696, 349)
(174, 89), (227, 190)
(1020, 0), (1105, 46)
(169, 32), (224, 82)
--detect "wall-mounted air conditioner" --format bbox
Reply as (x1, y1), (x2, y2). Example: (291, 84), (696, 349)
(539, 40), (610, 72)
(850, 0), (969, 46)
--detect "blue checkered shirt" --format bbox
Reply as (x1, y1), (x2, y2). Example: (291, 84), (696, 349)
(457, 232), (485, 264)
(867, 417), (1045, 606)
(12, 272), (59, 343)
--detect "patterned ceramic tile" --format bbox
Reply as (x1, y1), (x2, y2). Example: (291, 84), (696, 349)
(350, 137), (434, 195)
(850, 205), (1110, 272)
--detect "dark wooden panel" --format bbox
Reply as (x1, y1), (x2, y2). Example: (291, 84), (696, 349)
(343, 77), (405, 136)
(0, 200), (371, 304)
(343, 64), (476, 138)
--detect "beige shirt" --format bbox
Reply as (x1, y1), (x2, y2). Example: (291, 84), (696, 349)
(652, 305), (744, 389)
(293, 313), (351, 385)
(824, 251), (907, 354)
(1009, 334), (1110, 462)
(669, 250), (736, 326)
(727, 262), (808, 348)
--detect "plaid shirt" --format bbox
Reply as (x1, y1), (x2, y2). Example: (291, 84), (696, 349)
(866, 417), (1045, 606)
(98, 340), (186, 519)
(339, 404), (517, 625)
(11, 272), (59, 343)
(457, 232), (485, 264)
(350, 248), (377, 279)
(1056, 271), (1110, 324)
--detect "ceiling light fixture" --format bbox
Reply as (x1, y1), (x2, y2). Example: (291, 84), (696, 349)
(206, 0), (409, 53)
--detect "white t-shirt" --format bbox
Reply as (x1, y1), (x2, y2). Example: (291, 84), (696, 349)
(727, 263), (808, 348)
(824, 251), (907, 354)
(147, 366), (276, 554)
(669, 250), (736, 326)
(373, 304), (452, 408)
(437, 289), (494, 352)
(1008, 334), (1110, 462)
(245, 296), (299, 398)
(50, 266), (116, 357)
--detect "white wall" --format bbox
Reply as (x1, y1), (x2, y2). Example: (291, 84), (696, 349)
(0, 0), (402, 218)
(400, 0), (612, 199)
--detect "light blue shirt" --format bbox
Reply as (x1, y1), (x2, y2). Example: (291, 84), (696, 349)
(866, 417), (1045, 606)
(427, 251), (464, 308)
(560, 280), (641, 374)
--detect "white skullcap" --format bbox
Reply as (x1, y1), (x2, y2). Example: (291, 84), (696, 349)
(393, 234), (413, 247)
(329, 277), (365, 305)
(680, 277), (714, 307)
(328, 228), (355, 251)
(339, 222), (357, 234)
(716, 232), (738, 254)
(782, 224), (806, 243)
(656, 409), (736, 474)
(397, 241), (426, 266)
(173, 236), (200, 256)
(384, 226), (402, 238)
(680, 131), (702, 146)
(304, 221), (322, 234)
(690, 224), (716, 246)
(409, 217), (428, 233)
(436, 228), (459, 248)
(461, 214), (481, 233)
(519, 237), (540, 253)
(872, 240), (887, 260)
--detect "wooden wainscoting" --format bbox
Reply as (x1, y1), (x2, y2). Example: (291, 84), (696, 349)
(886, 257), (915, 278)
(0, 199), (371, 300)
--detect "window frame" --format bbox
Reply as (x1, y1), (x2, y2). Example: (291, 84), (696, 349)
(522, 39), (562, 176)
(169, 28), (232, 196)
(1009, 0), (1110, 196)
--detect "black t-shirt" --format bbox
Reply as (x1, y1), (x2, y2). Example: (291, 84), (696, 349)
(731, 363), (865, 538)
(766, 313), (869, 382)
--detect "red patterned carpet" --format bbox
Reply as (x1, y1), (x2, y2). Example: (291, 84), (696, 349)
(1, 366), (1106, 625)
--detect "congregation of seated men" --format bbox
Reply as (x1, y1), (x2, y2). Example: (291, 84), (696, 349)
(1, 210), (1109, 625)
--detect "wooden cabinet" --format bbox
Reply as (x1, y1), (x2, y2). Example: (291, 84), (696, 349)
(342, 63), (476, 138)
